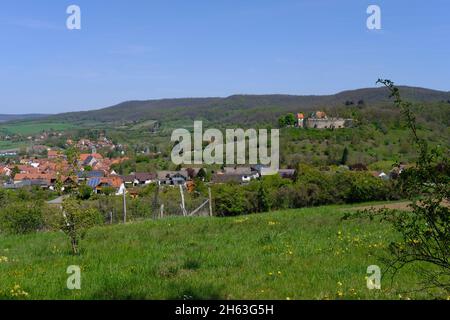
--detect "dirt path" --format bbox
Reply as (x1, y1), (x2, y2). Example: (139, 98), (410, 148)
(349, 200), (449, 212)
(348, 201), (412, 211)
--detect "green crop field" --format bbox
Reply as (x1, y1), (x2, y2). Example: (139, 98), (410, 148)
(0, 122), (74, 135)
(0, 203), (445, 300)
(0, 140), (25, 151)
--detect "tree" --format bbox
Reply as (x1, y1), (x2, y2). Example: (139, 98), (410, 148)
(345, 100), (354, 106)
(279, 113), (296, 127)
(285, 113), (296, 126)
(186, 168), (196, 179)
(11, 166), (20, 179)
(0, 189), (7, 208)
(348, 80), (450, 294)
(101, 186), (116, 196)
(257, 182), (270, 212)
(340, 147), (349, 165)
(197, 168), (207, 181)
(77, 184), (93, 200)
(65, 147), (79, 175)
(60, 198), (102, 255)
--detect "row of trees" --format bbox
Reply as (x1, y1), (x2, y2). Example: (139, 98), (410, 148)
(212, 166), (400, 217)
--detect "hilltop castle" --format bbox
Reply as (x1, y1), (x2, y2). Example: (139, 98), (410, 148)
(296, 111), (352, 129)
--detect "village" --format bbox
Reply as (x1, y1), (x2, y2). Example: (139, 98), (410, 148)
(0, 132), (406, 200)
(0, 145), (294, 195)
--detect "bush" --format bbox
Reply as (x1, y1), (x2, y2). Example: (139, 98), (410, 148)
(77, 184), (93, 200)
(212, 184), (251, 216)
(212, 167), (402, 216)
(0, 202), (45, 235)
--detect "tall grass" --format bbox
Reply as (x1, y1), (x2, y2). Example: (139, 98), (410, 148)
(0, 203), (445, 300)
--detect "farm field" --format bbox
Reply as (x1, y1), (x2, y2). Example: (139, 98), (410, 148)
(0, 141), (25, 151)
(0, 202), (444, 300)
(0, 122), (75, 135)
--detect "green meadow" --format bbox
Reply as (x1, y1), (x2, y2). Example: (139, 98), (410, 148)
(0, 122), (74, 136)
(0, 140), (26, 151)
(0, 203), (445, 300)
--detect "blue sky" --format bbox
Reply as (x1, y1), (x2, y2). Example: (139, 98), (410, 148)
(1, 0), (449, 114)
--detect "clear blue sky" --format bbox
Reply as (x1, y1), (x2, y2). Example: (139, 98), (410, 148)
(1, 0), (449, 114)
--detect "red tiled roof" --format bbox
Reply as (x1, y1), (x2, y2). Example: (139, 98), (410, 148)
(79, 153), (103, 161)
(14, 173), (56, 181)
(100, 176), (123, 188)
(47, 150), (60, 157)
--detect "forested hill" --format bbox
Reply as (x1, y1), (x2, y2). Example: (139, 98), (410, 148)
(46, 86), (450, 126)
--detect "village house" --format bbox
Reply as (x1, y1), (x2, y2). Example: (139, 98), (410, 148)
(4, 179), (49, 189)
(80, 153), (104, 167)
(0, 166), (12, 176)
(12, 173), (57, 188)
(122, 172), (157, 187)
(47, 150), (62, 159)
(87, 176), (124, 194)
(157, 170), (189, 186)
(77, 170), (105, 182)
(212, 166), (258, 184)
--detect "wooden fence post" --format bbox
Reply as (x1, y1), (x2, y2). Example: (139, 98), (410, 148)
(179, 184), (187, 216)
(123, 187), (127, 223)
(208, 187), (213, 217)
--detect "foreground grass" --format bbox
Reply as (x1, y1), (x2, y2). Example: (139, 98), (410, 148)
(0, 203), (445, 300)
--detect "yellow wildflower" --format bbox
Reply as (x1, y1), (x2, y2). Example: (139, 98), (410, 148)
(10, 284), (29, 298)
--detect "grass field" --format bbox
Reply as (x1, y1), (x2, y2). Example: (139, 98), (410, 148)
(0, 203), (445, 300)
(0, 122), (74, 135)
(0, 140), (26, 151)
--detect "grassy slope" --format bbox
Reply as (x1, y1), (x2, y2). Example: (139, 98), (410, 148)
(0, 203), (444, 300)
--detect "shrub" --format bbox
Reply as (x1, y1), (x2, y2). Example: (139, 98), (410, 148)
(213, 184), (251, 216)
(0, 202), (45, 235)
(77, 184), (93, 200)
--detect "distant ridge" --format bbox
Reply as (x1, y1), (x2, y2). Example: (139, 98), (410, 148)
(38, 86), (450, 125)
